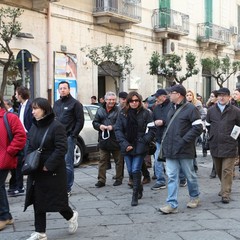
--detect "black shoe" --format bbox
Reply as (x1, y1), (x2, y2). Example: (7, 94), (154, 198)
(95, 181), (105, 188)
(113, 180), (122, 186)
(222, 197), (230, 204)
(8, 188), (24, 197)
(210, 170), (216, 179)
(179, 179), (187, 187)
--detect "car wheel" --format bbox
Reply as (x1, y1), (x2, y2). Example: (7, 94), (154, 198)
(74, 142), (84, 167)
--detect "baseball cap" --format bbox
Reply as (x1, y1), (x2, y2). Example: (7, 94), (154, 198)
(169, 84), (187, 96)
(146, 96), (156, 108)
(154, 89), (168, 97)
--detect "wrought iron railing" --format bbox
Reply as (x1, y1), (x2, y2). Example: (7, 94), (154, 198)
(197, 22), (230, 44)
(152, 8), (189, 34)
(93, 0), (142, 21)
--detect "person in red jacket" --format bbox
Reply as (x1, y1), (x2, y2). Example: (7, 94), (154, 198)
(0, 95), (26, 231)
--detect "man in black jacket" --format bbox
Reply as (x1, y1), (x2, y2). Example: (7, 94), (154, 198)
(53, 81), (84, 196)
(92, 91), (123, 188)
(159, 85), (202, 214)
(206, 87), (240, 203)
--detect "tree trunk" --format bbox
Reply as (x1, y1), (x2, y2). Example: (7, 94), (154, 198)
(0, 64), (9, 96)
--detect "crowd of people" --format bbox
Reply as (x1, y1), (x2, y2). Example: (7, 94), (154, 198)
(1, 82), (240, 239)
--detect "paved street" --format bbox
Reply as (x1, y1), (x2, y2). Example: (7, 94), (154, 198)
(2, 147), (240, 240)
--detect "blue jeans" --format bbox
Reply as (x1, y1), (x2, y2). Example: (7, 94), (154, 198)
(154, 142), (166, 184)
(165, 158), (200, 208)
(0, 170), (12, 221)
(65, 136), (76, 192)
(124, 155), (144, 175)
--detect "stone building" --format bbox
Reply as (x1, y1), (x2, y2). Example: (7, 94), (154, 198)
(0, 0), (240, 104)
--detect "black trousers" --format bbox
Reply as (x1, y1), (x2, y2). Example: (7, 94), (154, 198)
(34, 206), (73, 232)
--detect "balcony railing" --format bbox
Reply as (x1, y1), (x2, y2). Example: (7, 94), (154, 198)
(197, 22), (230, 45)
(152, 8), (189, 34)
(93, 0), (142, 22)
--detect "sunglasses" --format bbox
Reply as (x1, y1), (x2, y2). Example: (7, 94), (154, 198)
(129, 99), (140, 103)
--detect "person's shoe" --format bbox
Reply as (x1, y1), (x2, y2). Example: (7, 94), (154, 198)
(113, 180), (122, 186)
(222, 197), (230, 204)
(112, 175), (116, 180)
(0, 219), (14, 231)
(187, 198), (200, 208)
(179, 179), (187, 187)
(95, 181), (105, 188)
(218, 191), (222, 196)
(142, 177), (151, 184)
(106, 162), (111, 170)
(8, 187), (25, 197)
(159, 205), (178, 214)
(151, 183), (166, 190)
(68, 210), (78, 234)
(210, 170), (216, 178)
(128, 179), (133, 188)
(26, 232), (47, 240)
(152, 175), (157, 180)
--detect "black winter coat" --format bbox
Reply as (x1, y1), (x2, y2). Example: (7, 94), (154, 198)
(92, 104), (120, 150)
(115, 107), (156, 156)
(24, 113), (69, 212)
(53, 94), (84, 138)
(153, 98), (171, 143)
(162, 101), (203, 159)
(206, 103), (240, 158)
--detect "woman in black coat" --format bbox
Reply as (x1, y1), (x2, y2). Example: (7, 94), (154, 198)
(115, 91), (156, 206)
(24, 98), (78, 240)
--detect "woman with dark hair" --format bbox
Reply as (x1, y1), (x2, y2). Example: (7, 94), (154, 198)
(0, 95), (26, 231)
(115, 91), (156, 206)
(24, 98), (78, 240)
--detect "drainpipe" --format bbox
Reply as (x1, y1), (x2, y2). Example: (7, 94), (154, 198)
(47, 3), (53, 104)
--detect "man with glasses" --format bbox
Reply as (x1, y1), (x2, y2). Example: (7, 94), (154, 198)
(93, 92), (123, 188)
(159, 84), (202, 214)
(206, 87), (240, 203)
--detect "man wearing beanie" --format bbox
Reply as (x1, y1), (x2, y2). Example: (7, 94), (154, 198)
(159, 84), (203, 214)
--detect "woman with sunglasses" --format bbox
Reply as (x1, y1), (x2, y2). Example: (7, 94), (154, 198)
(115, 91), (156, 206)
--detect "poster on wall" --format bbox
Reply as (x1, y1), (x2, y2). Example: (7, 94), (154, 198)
(54, 52), (77, 101)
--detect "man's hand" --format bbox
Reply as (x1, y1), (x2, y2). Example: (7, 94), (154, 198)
(126, 146), (133, 152)
(155, 120), (163, 126)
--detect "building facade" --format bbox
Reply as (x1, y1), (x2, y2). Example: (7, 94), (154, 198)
(1, 0), (240, 103)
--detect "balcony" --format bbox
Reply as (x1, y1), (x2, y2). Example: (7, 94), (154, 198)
(152, 8), (189, 40)
(197, 22), (230, 50)
(93, 0), (142, 30)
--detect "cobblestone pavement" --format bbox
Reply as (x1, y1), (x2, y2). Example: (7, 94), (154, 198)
(2, 147), (240, 240)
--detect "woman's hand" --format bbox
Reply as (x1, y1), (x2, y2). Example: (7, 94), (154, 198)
(126, 146), (133, 152)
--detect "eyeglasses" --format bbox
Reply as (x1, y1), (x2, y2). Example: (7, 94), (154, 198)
(129, 99), (140, 103)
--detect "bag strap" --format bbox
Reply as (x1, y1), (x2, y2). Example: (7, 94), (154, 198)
(38, 127), (50, 150)
(161, 102), (188, 143)
(3, 112), (13, 142)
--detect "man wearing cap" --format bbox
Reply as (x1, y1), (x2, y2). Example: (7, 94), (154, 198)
(151, 89), (171, 190)
(118, 91), (128, 109)
(206, 87), (240, 203)
(159, 84), (202, 214)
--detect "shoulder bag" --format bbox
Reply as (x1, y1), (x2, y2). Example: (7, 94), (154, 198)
(22, 127), (50, 175)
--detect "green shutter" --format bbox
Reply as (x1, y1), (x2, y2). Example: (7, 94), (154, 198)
(205, 0), (212, 38)
(159, 0), (171, 28)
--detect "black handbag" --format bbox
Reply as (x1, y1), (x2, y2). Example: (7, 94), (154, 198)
(22, 128), (49, 175)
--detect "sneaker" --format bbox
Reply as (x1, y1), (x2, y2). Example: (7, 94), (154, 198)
(0, 219), (14, 231)
(26, 232), (47, 240)
(179, 179), (187, 187)
(151, 183), (166, 190)
(142, 177), (151, 184)
(8, 188), (24, 197)
(69, 210), (78, 234)
(113, 180), (122, 186)
(187, 198), (200, 208)
(95, 181), (105, 188)
(159, 205), (178, 214)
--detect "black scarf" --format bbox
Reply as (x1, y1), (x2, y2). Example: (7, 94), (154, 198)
(126, 108), (138, 144)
